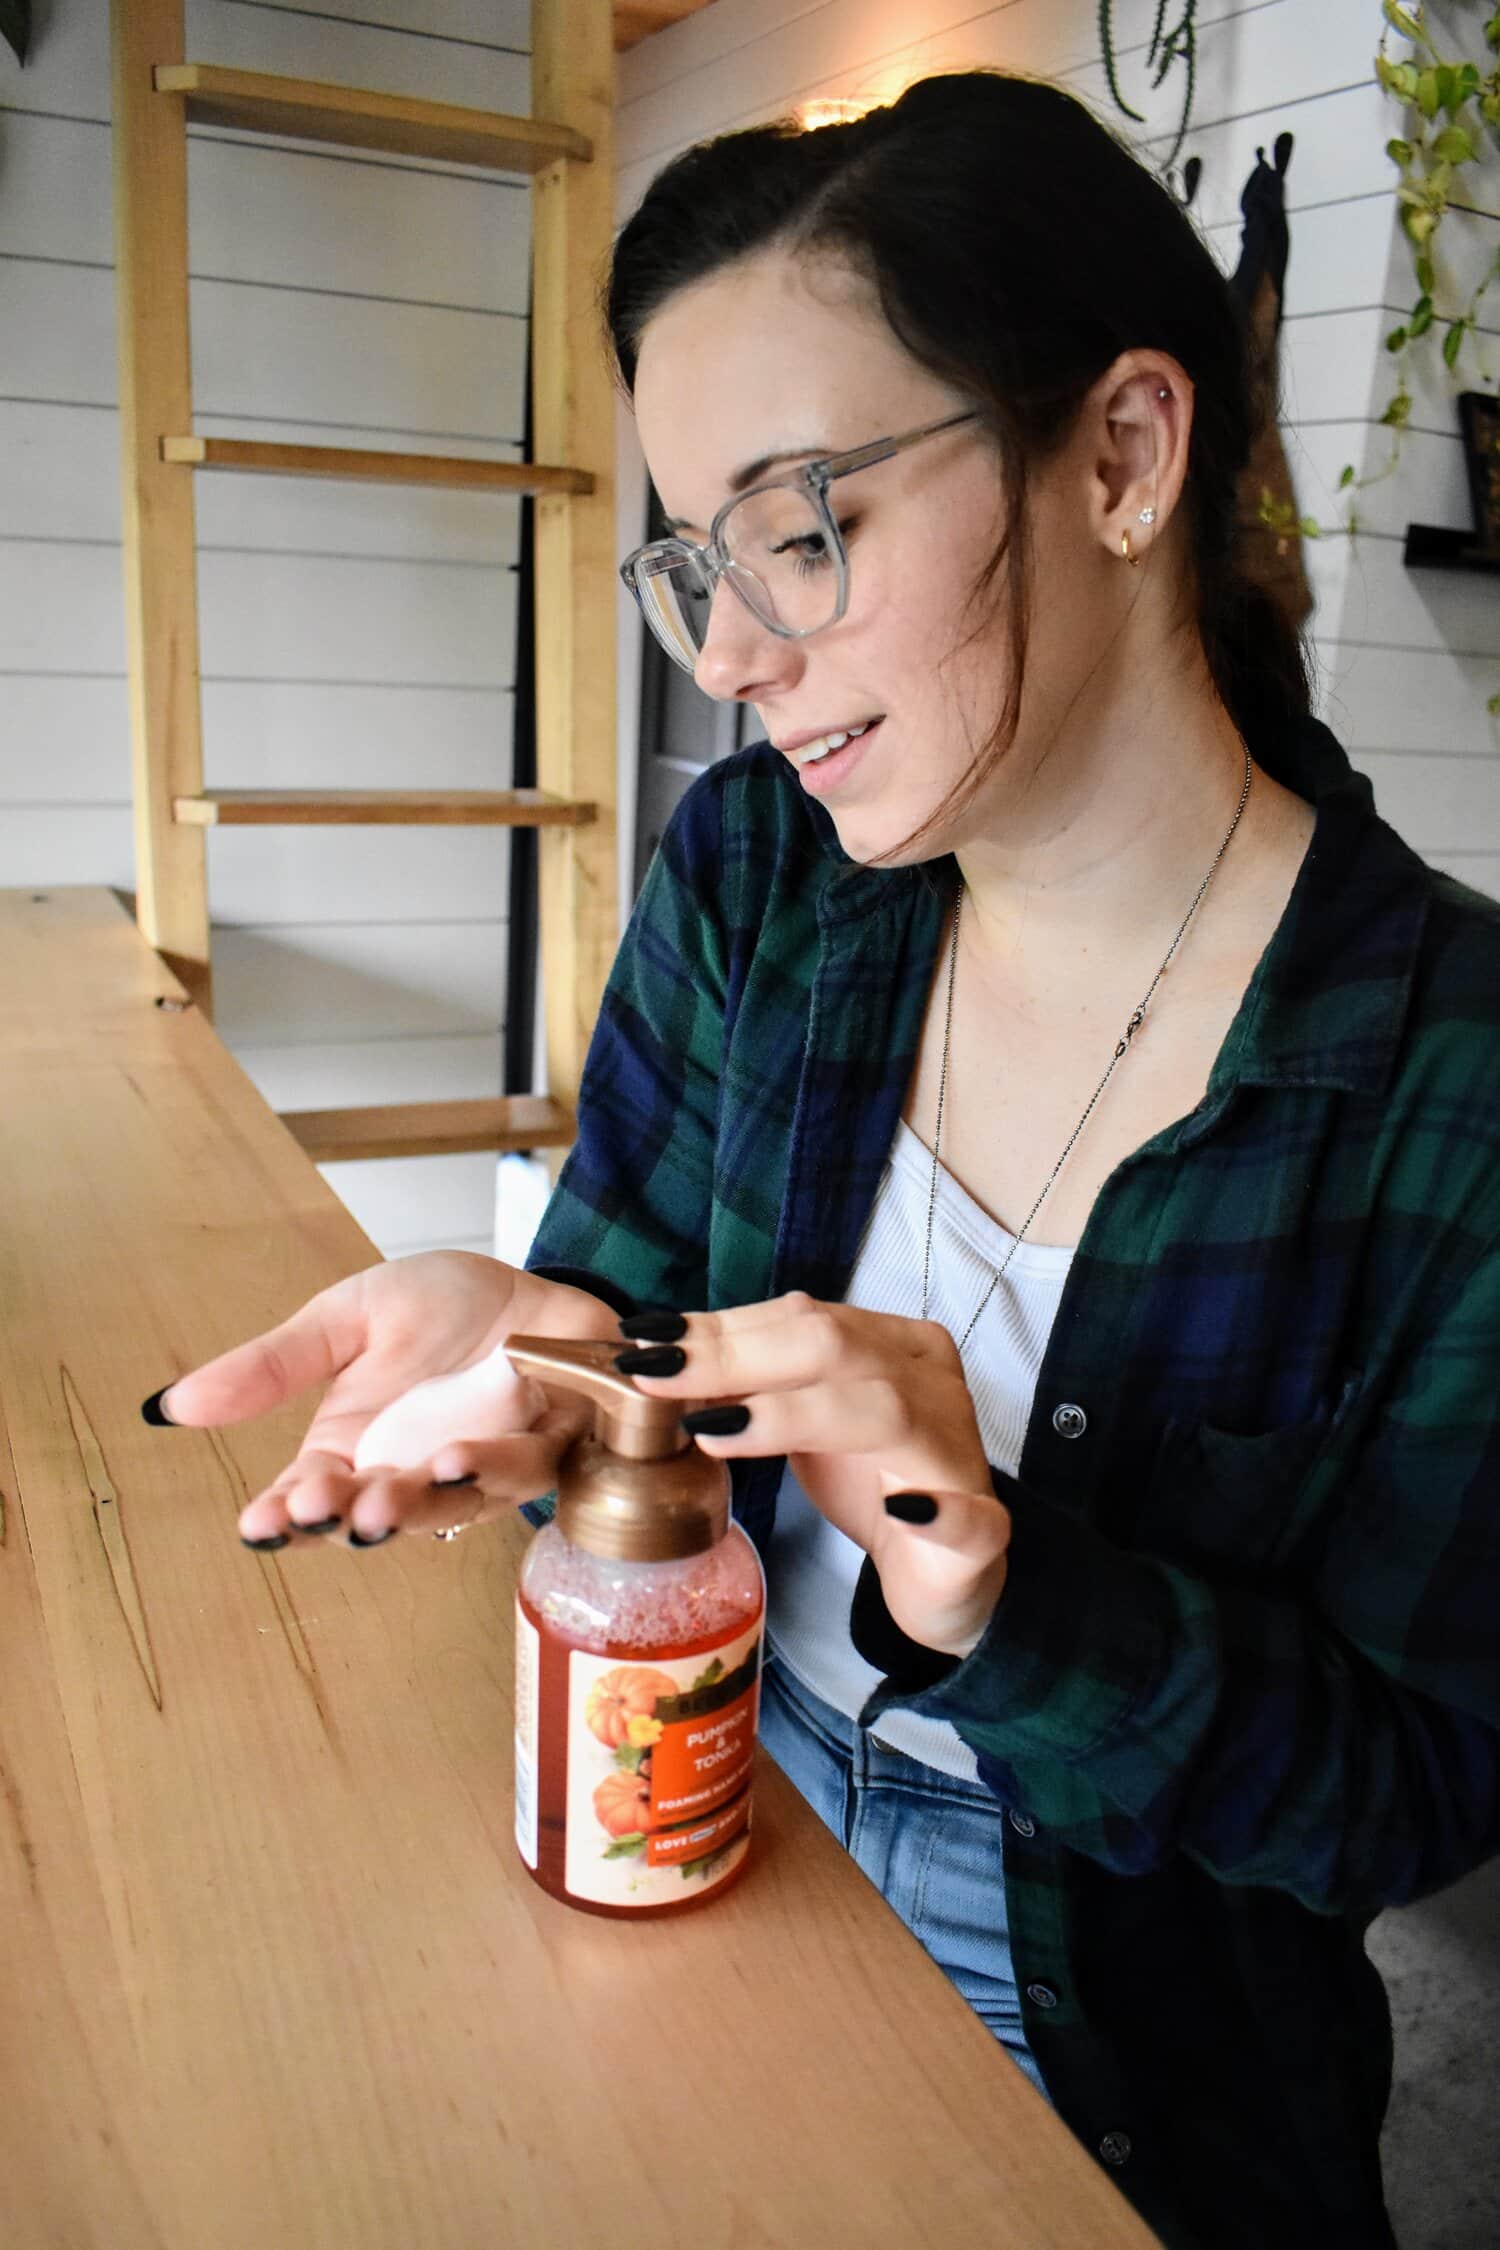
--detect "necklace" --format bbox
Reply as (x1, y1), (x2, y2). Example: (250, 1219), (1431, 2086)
(920, 744), (1254, 1352)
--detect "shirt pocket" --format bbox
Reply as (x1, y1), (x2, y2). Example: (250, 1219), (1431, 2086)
(1139, 1372), (1365, 1580)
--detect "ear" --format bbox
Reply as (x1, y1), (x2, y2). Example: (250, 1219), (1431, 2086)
(1083, 351), (1193, 568)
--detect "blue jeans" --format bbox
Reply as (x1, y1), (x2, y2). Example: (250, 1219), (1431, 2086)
(758, 1650), (1051, 2101)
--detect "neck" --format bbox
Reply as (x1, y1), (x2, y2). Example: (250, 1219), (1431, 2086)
(951, 661), (1257, 985)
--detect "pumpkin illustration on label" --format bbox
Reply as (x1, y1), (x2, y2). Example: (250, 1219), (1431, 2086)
(593, 1766), (652, 1839)
(584, 1665), (679, 1748)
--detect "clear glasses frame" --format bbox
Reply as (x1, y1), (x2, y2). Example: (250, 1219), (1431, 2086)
(620, 407), (978, 674)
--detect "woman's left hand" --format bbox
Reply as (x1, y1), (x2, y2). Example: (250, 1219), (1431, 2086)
(617, 1293), (1010, 1658)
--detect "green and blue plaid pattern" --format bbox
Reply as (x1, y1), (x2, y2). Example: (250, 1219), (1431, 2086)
(528, 715), (1500, 2250)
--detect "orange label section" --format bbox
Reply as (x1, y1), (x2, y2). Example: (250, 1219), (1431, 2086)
(649, 1681), (758, 1825)
(646, 1793), (750, 1869)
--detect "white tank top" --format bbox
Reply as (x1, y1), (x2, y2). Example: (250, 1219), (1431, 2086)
(765, 1116), (1074, 1779)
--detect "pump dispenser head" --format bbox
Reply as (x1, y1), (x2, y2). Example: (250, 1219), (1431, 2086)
(502, 1334), (731, 1562)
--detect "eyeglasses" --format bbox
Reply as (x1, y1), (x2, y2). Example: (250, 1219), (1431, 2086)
(620, 409), (978, 675)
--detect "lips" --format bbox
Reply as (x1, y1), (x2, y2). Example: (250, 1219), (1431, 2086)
(779, 716), (884, 769)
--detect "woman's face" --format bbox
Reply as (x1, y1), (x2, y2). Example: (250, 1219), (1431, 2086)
(632, 248), (1038, 867)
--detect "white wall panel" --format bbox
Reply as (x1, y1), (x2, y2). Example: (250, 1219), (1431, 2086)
(191, 0), (529, 115)
(199, 681), (515, 790)
(213, 923), (505, 1044)
(185, 138), (531, 309)
(0, 678), (132, 797)
(317, 1151), (501, 1252)
(1, 401), (524, 559)
(0, 257), (528, 434)
(190, 281), (527, 435)
(1316, 643), (1500, 757)
(205, 824), (512, 927)
(196, 551), (517, 688)
(235, 1031), (503, 1112)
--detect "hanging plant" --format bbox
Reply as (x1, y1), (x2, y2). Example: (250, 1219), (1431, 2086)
(1, 0), (31, 67)
(1259, 3), (1500, 632)
(1098, 2), (1202, 191)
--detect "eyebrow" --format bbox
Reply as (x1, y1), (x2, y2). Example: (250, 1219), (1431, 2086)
(661, 444), (825, 534)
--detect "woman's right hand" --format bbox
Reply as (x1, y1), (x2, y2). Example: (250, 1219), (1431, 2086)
(147, 1251), (624, 1549)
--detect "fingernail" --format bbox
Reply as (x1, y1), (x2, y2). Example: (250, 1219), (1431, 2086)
(618, 1310), (688, 1343)
(430, 1473), (478, 1489)
(241, 1532), (290, 1551)
(141, 1387), (177, 1427)
(614, 1345), (687, 1377)
(348, 1526), (397, 1547)
(885, 1491), (938, 1525)
(681, 1404), (750, 1437)
(290, 1514), (342, 1535)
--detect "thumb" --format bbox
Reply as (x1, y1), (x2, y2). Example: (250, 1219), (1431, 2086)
(880, 1484), (1011, 1553)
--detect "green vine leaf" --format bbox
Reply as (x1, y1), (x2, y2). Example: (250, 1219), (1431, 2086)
(1383, 0), (1424, 39)
(1338, 464), (1358, 489)
(1386, 324), (1410, 351)
(1409, 294), (1435, 336)
(1416, 68), (1441, 117)
(1443, 317), (1467, 367)
(601, 1832), (647, 1859)
(1416, 251), (1436, 294)
(1432, 122), (1477, 161)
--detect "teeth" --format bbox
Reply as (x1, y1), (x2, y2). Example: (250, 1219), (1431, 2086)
(791, 720), (872, 768)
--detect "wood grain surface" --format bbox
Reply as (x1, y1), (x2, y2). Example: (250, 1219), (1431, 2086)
(0, 888), (1160, 2250)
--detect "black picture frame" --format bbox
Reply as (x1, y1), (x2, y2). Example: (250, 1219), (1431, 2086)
(1458, 390), (1500, 552)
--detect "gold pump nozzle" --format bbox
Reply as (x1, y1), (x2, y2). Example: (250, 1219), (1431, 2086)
(503, 1334), (731, 1561)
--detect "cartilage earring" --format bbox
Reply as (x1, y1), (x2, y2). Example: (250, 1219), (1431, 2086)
(1121, 530), (1140, 567)
(1139, 506), (1156, 525)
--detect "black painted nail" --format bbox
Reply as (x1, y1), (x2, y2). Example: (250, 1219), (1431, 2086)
(290, 1514), (342, 1535)
(430, 1473), (478, 1489)
(241, 1532), (291, 1551)
(885, 1491), (939, 1525)
(681, 1404), (751, 1437)
(618, 1310), (688, 1343)
(614, 1345), (687, 1378)
(348, 1525), (397, 1547)
(141, 1387), (177, 1427)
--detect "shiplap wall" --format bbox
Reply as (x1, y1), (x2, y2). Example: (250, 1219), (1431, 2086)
(1, 0), (536, 1259)
(613, 0), (1500, 902)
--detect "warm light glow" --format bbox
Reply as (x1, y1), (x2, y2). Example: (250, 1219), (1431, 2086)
(796, 98), (876, 131)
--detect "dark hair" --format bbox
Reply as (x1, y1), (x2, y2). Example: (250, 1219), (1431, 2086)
(607, 69), (1310, 859)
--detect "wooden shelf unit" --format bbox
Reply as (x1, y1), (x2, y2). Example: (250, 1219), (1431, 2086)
(111, 0), (618, 1176)
(153, 62), (592, 168)
(160, 436), (594, 497)
(280, 1094), (578, 1164)
(173, 791), (599, 829)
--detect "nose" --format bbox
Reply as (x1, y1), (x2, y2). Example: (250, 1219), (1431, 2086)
(692, 575), (801, 704)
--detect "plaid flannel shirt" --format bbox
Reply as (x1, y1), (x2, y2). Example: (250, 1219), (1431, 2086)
(526, 715), (1500, 2250)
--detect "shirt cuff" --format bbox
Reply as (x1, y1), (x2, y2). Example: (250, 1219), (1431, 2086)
(857, 1470), (1176, 1761)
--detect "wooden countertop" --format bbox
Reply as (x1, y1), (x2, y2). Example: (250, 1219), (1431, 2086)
(0, 887), (1160, 2249)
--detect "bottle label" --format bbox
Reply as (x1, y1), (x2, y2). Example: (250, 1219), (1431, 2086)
(514, 1599), (539, 1870)
(563, 1624), (761, 1909)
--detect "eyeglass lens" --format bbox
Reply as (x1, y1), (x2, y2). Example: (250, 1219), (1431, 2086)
(637, 485), (840, 667)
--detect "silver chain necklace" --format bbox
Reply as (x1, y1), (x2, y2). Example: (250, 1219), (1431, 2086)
(920, 745), (1254, 1352)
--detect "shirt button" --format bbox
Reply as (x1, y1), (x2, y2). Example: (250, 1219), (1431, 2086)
(1009, 1811), (1036, 1837)
(1052, 1402), (1088, 1440)
(1026, 1982), (1059, 2009)
(1099, 2132), (1133, 2167)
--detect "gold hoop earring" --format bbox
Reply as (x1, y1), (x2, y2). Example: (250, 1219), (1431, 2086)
(1121, 530), (1140, 568)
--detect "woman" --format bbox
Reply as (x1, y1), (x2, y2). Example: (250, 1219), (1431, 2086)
(145, 73), (1500, 2250)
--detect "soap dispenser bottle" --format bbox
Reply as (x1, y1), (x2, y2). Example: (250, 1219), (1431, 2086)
(503, 1335), (766, 1919)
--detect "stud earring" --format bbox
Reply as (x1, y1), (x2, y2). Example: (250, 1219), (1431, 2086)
(1139, 506), (1156, 525)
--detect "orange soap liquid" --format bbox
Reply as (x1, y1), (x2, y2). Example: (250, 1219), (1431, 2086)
(515, 1525), (765, 1919)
